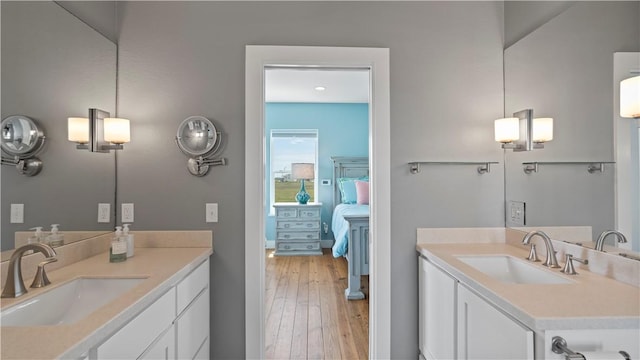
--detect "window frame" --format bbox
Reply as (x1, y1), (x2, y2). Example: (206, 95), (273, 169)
(269, 129), (319, 212)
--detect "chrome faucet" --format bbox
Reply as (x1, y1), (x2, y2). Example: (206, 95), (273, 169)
(522, 230), (560, 268)
(2, 243), (57, 298)
(594, 230), (627, 251)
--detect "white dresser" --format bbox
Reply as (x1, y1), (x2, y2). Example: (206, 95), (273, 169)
(274, 202), (322, 256)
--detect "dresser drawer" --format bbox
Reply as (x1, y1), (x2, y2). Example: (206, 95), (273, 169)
(277, 241), (321, 252)
(277, 220), (320, 230)
(276, 208), (298, 218)
(277, 231), (320, 240)
(298, 208), (320, 218)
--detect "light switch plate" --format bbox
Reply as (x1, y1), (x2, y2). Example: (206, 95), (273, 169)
(98, 203), (111, 223)
(122, 203), (134, 223)
(507, 200), (526, 227)
(206, 203), (218, 223)
(10, 204), (24, 223)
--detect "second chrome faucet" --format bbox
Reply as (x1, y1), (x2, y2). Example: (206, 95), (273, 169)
(522, 230), (560, 268)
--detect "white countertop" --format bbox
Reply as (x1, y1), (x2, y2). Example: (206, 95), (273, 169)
(0, 247), (212, 360)
(416, 243), (640, 332)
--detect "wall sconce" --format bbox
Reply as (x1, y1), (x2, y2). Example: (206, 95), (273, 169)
(68, 108), (130, 152)
(620, 75), (639, 118)
(495, 109), (553, 151)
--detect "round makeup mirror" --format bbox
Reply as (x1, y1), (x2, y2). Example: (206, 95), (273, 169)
(1, 115), (45, 158)
(1, 115), (46, 176)
(175, 116), (226, 176)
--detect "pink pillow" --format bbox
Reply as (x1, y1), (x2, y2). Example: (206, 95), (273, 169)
(354, 180), (369, 205)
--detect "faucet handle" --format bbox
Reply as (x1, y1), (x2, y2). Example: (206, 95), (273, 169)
(526, 244), (540, 262)
(30, 257), (57, 288)
(561, 254), (588, 275)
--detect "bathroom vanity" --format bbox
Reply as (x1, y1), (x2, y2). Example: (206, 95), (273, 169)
(417, 228), (640, 360)
(0, 231), (212, 360)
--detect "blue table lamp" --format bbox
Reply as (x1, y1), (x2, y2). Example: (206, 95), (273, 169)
(291, 163), (314, 204)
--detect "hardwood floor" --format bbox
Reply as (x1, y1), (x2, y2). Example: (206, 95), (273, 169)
(265, 249), (369, 360)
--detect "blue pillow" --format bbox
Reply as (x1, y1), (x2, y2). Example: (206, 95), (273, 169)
(337, 177), (369, 204)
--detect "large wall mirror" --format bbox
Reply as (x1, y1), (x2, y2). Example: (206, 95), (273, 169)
(503, 2), (639, 253)
(1, 2), (117, 253)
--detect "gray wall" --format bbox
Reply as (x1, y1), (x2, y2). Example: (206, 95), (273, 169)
(57, 1), (118, 43)
(503, 1), (573, 48)
(116, 2), (504, 358)
(1, 1), (116, 250)
(504, 2), (640, 240)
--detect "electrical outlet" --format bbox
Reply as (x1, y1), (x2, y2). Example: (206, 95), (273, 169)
(98, 203), (111, 223)
(206, 203), (218, 223)
(10, 204), (24, 223)
(507, 200), (526, 227)
(122, 203), (134, 223)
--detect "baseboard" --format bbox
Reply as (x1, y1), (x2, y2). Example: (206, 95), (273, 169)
(265, 239), (335, 249)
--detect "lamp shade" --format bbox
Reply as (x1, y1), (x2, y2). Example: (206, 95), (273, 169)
(494, 118), (519, 143)
(620, 75), (640, 118)
(104, 118), (131, 144)
(68, 117), (89, 143)
(291, 163), (314, 180)
(532, 117), (553, 142)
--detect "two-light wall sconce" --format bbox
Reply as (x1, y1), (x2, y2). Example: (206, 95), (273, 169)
(68, 108), (130, 152)
(620, 75), (639, 119)
(494, 109), (553, 151)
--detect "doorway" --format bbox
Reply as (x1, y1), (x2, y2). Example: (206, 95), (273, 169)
(245, 46), (391, 359)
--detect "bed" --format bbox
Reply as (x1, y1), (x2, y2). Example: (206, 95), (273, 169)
(330, 156), (370, 300)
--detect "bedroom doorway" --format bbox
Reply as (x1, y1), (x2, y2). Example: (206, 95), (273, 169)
(263, 67), (369, 359)
(245, 46), (391, 359)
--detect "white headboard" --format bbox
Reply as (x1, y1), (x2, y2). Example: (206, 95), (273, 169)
(331, 156), (369, 208)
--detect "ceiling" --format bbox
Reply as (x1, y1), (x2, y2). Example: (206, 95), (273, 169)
(265, 68), (370, 103)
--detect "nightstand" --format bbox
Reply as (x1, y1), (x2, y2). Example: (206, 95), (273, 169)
(273, 202), (322, 256)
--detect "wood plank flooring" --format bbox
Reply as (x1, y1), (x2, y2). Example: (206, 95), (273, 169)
(265, 249), (369, 360)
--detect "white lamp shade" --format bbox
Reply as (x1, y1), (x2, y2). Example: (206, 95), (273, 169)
(291, 163), (314, 180)
(620, 75), (640, 118)
(104, 118), (130, 144)
(68, 117), (89, 143)
(532, 117), (553, 142)
(494, 118), (519, 143)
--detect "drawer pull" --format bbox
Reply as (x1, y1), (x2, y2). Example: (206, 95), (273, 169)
(306, 223), (313, 228)
(284, 234), (290, 239)
(284, 223), (290, 228)
(307, 245), (313, 249)
(307, 234), (313, 239)
(285, 245), (291, 249)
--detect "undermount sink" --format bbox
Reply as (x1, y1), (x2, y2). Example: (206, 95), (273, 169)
(1, 277), (145, 326)
(456, 255), (573, 285)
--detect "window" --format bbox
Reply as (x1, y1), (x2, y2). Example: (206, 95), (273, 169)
(270, 129), (318, 207)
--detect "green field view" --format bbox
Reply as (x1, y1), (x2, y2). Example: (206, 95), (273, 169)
(275, 180), (315, 203)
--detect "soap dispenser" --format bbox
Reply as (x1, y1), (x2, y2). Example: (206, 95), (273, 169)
(28, 227), (45, 244)
(109, 226), (127, 263)
(46, 224), (65, 247)
(122, 224), (134, 258)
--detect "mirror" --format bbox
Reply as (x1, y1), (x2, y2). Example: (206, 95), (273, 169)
(176, 116), (226, 176)
(503, 3), (639, 254)
(1, 2), (117, 253)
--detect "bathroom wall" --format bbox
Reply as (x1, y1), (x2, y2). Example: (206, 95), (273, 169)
(116, 2), (504, 358)
(264, 102), (369, 242)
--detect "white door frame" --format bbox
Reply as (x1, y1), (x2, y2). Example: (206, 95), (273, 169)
(245, 45), (391, 359)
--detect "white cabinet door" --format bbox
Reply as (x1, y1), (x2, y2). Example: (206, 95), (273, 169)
(97, 288), (176, 360)
(176, 287), (209, 360)
(139, 325), (176, 360)
(457, 284), (533, 360)
(419, 257), (457, 360)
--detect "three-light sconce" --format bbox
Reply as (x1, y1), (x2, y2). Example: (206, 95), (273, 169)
(68, 108), (130, 152)
(494, 109), (553, 151)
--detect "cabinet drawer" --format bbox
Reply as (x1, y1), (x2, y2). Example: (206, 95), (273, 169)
(277, 241), (321, 251)
(97, 287), (176, 359)
(298, 208), (320, 218)
(276, 208), (298, 218)
(277, 220), (320, 230)
(176, 259), (209, 315)
(176, 288), (209, 360)
(277, 231), (320, 240)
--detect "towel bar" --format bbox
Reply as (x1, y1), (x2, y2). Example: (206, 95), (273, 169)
(551, 336), (630, 360)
